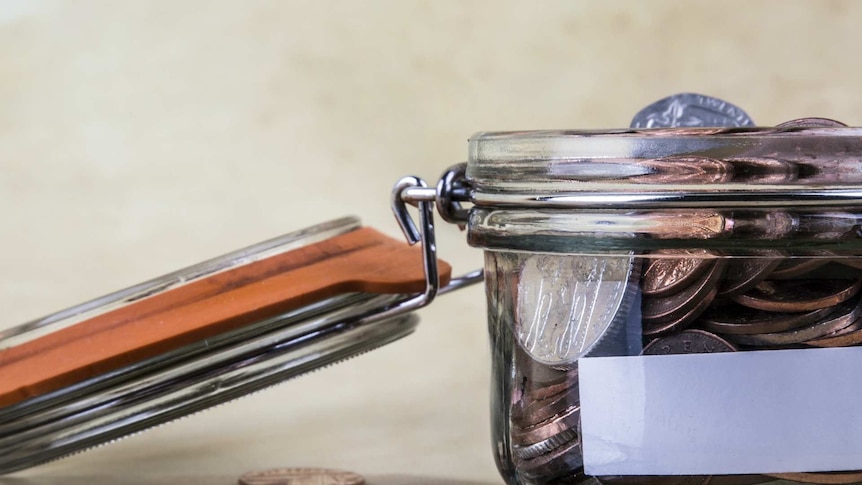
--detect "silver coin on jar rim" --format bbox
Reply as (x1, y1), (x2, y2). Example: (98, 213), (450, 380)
(631, 93), (755, 128)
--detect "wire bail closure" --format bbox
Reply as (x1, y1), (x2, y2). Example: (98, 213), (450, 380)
(390, 164), (483, 307)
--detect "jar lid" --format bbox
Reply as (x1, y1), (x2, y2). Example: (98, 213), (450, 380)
(0, 216), (451, 474)
(465, 124), (862, 252)
(467, 125), (862, 209)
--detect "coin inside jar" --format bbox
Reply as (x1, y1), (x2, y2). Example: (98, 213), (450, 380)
(642, 260), (727, 330)
(733, 278), (862, 312)
(642, 250), (716, 297)
(727, 298), (862, 346)
(642, 329), (737, 355)
(717, 251), (785, 298)
(699, 303), (833, 335)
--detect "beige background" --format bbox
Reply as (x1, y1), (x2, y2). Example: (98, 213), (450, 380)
(1, 1), (862, 484)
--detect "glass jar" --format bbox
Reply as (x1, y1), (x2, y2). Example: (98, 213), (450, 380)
(467, 125), (862, 485)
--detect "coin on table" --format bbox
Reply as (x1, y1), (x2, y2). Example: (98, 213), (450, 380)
(733, 278), (862, 312)
(630, 93), (755, 128)
(642, 250), (717, 297)
(642, 329), (737, 355)
(239, 468), (365, 485)
(717, 250), (785, 298)
(700, 303), (832, 335)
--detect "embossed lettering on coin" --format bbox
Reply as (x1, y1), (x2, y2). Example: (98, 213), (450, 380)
(516, 253), (635, 365)
(642, 329), (737, 355)
(642, 250), (715, 297)
(631, 93), (755, 129)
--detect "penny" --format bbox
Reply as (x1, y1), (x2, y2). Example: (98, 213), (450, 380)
(835, 257), (862, 271)
(632, 157), (734, 185)
(525, 370), (579, 401)
(728, 299), (862, 346)
(764, 471), (862, 484)
(770, 253), (834, 280)
(630, 93), (755, 128)
(643, 287), (718, 336)
(775, 117), (849, 129)
(642, 329), (737, 355)
(730, 212), (798, 239)
(726, 157), (798, 184)
(518, 435), (582, 479)
(642, 260), (727, 323)
(717, 251), (785, 298)
(733, 278), (862, 312)
(238, 468), (365, 485)
(513, 426), (580, 460)
(642, 250), (716, 297)
(700, 303), (833, 335)
(513, 390), (579, 426)
(512, 405), (580, 446)
(807, 318), (862, 347)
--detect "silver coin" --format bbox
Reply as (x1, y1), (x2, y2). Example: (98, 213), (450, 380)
(516, 253), (635, 365)
(631, 93), (755, 129)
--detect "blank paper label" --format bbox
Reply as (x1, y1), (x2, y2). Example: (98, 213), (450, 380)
(579, 347), (862, 475)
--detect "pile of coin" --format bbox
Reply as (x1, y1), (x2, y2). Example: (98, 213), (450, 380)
(510, 251), (862, 485)
(503, 96), (862, 484)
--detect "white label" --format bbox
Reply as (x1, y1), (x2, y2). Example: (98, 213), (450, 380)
(579, 347), (862, 475)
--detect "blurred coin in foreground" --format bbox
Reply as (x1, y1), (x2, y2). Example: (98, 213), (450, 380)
(239, 468), (365, 485)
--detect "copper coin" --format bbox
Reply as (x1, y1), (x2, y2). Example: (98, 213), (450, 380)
(726, 157), (798, 184)
(239, 468), (365, 485)
(728, 299), (862, 346)
(525, 369), (579, 401)
(733, 278), (862, 312)
(807, 317), (862, 347)
(775, 117), (849, 129)
(770, 253), (834, 280)
(642, 329), (737, 355)
(642, 250), (716, 297)
(512, 405), (580, 446)
(513, 426), (580, 460)
(643, 260), (727, 322)
(731, 211), (798, 239)
(643, 287), (718, 336)
(836, 257), (862, 271)
(513, 390), (579, 426)
(717, 251), (785, 298)
(764, 471), (862, 484)
(700, 303), (833, 335)
(632, 157), (734, 185)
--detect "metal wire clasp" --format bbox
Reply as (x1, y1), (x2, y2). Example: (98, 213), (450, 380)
(390, 164), (483, 312)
